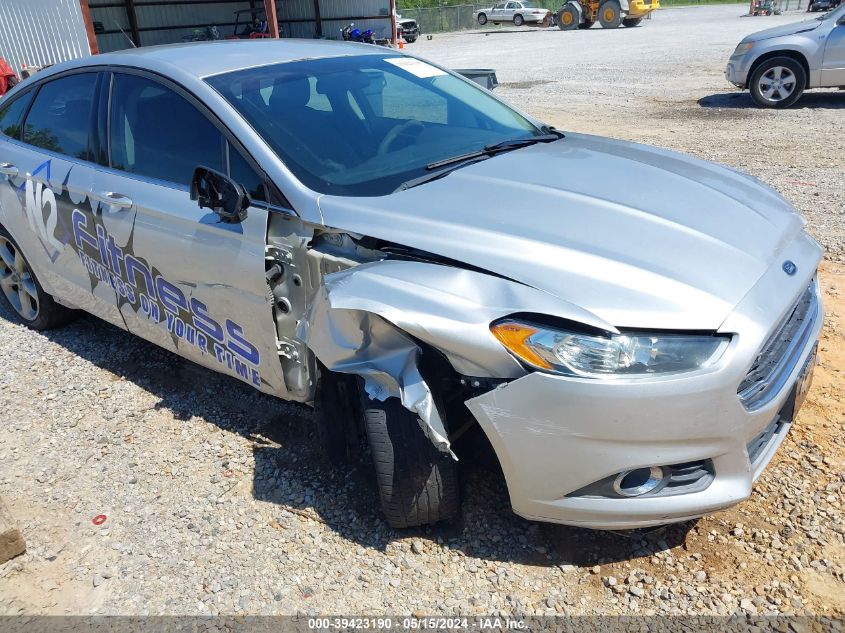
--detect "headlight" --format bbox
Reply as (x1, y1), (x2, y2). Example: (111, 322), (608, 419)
(490, 320), (730, 377)
(731, 42), (754, 57)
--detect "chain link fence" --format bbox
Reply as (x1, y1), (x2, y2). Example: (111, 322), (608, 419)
(398, 4), (482, 33)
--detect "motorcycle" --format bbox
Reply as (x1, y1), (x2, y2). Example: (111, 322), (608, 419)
(341, 23), (378, 44)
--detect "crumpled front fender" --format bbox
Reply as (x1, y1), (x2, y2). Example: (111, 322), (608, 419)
(297, 259), (615, 455)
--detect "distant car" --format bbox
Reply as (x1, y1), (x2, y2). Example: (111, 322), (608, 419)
(726, 3), (845, 107)
(474, 1), (552, 26)
(396, 14), (420, 43)
(808, 0), (840, 12)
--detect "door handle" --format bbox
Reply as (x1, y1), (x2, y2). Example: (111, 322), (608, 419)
(0, 163), (18, 177)
(97, 191), (133, 208)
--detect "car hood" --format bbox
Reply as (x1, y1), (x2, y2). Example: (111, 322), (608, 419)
(743, 18), (821, 42)
(317, 133), (806, 331)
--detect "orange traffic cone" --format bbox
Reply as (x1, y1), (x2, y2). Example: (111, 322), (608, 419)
(398, 34), (405, 49)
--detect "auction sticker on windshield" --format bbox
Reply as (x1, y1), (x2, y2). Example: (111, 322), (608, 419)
(384, 57), (447, 78)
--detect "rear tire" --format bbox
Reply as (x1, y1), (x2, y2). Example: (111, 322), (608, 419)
(360, 391), (460, 528)
(557, 5), (580, 29)
(622, 16), (643, 26)
(0, 225), (76, 331)
(749, 57), (806, 108)
(477, 12), (488, 24)
(598, 0), (623, 28)
(513, 13), (525, 26)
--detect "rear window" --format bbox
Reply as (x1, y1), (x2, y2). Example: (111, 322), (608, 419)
(22, 73), (97, 160)
(0, 90), (34, 139)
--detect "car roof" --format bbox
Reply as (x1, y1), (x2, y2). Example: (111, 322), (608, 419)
(39, 39), (389, 81)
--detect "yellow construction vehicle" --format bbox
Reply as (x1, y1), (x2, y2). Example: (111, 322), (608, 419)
(556, 0), (658, 29)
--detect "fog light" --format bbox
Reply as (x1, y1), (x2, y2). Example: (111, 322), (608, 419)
(612, 466), (666, 497)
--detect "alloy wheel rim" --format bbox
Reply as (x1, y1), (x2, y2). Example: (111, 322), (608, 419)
(759, 66), (796, 102)
(0, 236), (39, 321)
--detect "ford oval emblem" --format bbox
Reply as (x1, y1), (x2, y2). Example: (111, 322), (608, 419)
(782, 260), (797, 276)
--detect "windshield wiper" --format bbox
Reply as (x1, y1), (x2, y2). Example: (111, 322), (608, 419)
(394, 155), (491, 192)
(425, 131), (563, 171)
(395, 129), (564, 193)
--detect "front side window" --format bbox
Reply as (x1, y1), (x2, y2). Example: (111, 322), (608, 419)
(109, 73), (224, 186)
(207, 55), (542, 196)
(23, 73), (97, 159)
(0, 90), (34, 139)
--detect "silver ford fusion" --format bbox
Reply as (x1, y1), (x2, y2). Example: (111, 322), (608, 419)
(726, 3), (845, 107)
(0, 41), (822, 530)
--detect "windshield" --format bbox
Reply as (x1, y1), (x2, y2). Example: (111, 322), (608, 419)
(206, 55), (544, 196)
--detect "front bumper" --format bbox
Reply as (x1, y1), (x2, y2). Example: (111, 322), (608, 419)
(466, 235), (823, 530)
(725, 55), (752, 88)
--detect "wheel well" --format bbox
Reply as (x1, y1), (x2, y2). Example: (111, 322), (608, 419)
(748, 50), (810, 85)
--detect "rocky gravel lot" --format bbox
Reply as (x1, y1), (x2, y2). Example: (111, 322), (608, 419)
(1, 3), (844, 618)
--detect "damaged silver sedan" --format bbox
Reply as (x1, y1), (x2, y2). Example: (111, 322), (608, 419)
(0, 41), (823, 530)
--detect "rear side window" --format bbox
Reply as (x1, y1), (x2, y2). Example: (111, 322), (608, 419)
(109, 73), (224, 187)
(23, 73), (97, 160)
(0, 91), (34, 139)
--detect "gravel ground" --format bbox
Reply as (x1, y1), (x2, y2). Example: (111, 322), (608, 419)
(1, 4), (844, 618)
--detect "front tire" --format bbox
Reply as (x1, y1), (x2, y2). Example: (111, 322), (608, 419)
(360, 391), (460, 528)
(513, 13), (525, 26)
(622, 16), (643, 26)
(749, 57), (806, 108)
(0, 226), (76, 330)
(599, 0), (623, 28)
(557, 5), (580, 29)
(477, 12), (488, 24)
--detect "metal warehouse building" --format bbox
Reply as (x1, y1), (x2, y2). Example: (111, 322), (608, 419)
(0, 0), (396, 72)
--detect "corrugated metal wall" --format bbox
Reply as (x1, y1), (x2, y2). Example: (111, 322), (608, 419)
(0, 0), (395, 62)
(278, 0), (392, 40)
(0, 0), (92, 72)
(89, 0), (255, 52)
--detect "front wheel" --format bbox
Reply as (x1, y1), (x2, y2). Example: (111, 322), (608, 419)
(622, 16), (643, 26)
(360, 390), (460, 528)
(477, 12), (488, 24)
(749, 57), (806, 108)
(557, 5), (580, 29)
(404, 34), (417, 43)
(599, 0), (623, 28)
(513, 13), (525, 25)
(0, 226), (76, 330)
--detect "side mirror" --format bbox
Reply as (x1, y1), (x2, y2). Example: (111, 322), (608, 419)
(190, 166), (249, 223)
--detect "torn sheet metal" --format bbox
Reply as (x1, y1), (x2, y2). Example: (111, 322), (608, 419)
(301, 289), (453, 456)
(299, 259), (616, 456)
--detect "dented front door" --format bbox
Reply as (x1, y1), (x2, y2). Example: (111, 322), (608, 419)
(90, 71), (287, 396)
